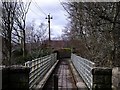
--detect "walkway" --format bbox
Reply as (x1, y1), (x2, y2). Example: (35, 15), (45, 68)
(43, 59), (87, 90)
(43, 59), (76, 90)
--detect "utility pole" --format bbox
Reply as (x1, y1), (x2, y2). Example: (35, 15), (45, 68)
(45, 13), (53, 41)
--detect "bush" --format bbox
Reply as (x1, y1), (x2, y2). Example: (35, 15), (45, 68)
(57, 48), (71, 59)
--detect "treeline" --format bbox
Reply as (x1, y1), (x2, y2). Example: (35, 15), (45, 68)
(63, 2), (120, 67)
(1, 1), (51, 65)
(1, 1), (31, 65)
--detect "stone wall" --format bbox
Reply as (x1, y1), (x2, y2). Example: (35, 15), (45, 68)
(92, 67), (112, 90)
(2, 65), (30, 90)
(112, 67), (120, 90)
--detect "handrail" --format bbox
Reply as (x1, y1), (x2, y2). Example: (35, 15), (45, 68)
(71, 54), (95, 89)
(25, 53), (57, 89)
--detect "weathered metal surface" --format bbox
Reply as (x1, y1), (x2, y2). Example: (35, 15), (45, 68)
(43, 60), (77, 90)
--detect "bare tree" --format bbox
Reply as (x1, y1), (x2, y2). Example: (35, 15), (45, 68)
(2, 2), (17, 65)
(25, 22), (48, 58)
(62, 2), (120, 67)
(14, 1), (31, 60)
(2, 1), (31, 65)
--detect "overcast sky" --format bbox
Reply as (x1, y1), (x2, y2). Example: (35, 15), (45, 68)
(26, 0), (68, 39)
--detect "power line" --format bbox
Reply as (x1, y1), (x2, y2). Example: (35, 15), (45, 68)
(58, 0), (71, 15)
(32, 0), (47, 16)
(58, 0), (79, 20)
(29, 8), (42, 17)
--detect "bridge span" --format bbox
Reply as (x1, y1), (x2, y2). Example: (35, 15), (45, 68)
(1, 52), (112, 90)
(24, 53), (112, 90)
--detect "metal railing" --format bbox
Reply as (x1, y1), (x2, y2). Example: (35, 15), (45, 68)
(71, 54), (95, 89)
(25, 53), (57, 89)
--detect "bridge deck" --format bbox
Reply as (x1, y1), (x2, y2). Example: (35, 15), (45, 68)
(43, 59), (87, 90)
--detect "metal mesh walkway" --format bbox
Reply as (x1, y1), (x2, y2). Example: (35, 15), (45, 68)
(43, 59), (77, 90)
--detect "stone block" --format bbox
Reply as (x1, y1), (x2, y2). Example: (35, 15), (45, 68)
(92, 67), (112, 90)
(92, 84), (112, 90)
(92, 67), (112, 75)
(2, 65), (30, 89)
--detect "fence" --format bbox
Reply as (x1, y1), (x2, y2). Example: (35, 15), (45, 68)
(71, 54), (95, 89)
(25, 53), (57, 89)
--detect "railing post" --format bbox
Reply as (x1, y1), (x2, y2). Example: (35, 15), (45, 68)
(92, 67), (112, 90)
(53, 74), (58, 90)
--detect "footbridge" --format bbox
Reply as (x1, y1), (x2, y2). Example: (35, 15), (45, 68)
(24, 53), (112, 90)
